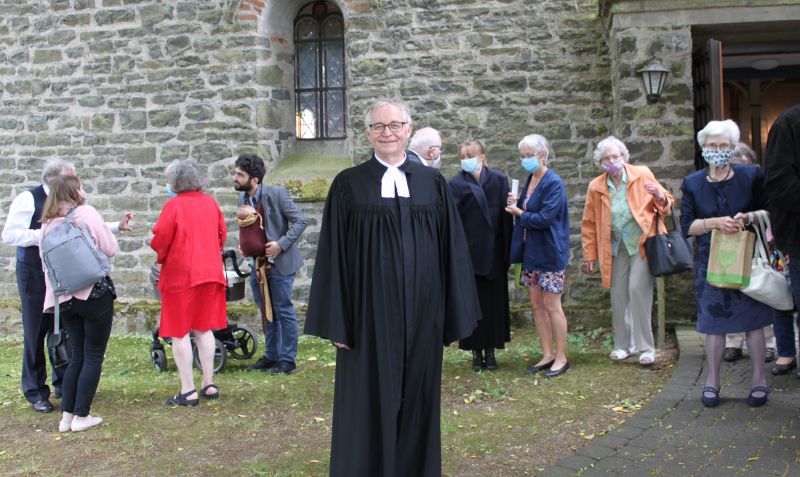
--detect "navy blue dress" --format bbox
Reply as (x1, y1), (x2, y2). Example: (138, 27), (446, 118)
(680, 165), (773, 334)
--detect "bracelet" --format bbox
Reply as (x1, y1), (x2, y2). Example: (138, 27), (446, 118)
(702, 219), (708, 234)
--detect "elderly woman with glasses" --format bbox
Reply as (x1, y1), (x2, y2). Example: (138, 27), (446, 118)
(506, 134), (571, 378)
(680, 119), (773, 407)
(581, 136), (673, 367)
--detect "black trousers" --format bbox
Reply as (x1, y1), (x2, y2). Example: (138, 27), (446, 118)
(60, 292), (114, 417)
(17, 260), (65, 403)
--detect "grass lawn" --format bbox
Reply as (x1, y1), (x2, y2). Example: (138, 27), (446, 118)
(0, 326), (674, 476)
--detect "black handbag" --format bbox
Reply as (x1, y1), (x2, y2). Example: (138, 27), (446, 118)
(644, 210), (693, 277)
(47, 327), (70, 369)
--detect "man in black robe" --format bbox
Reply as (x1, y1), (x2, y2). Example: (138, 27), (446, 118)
(304, 99), (480, 476)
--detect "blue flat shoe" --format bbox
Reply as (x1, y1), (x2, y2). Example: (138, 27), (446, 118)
(746, 386), (769, 407)
(701, 386), (720, 407)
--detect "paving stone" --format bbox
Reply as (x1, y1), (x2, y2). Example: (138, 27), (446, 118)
(556, 454), (596, 472)
(577, 443), (617, 460)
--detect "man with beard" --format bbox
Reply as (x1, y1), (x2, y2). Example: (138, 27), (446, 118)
(233, 154), (308, 375)
(305, 99), (480, 476)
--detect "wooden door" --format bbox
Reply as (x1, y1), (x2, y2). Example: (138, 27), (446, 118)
(692, 38), (724, 169)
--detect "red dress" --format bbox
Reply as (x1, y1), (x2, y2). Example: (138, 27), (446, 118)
(150, 191), (228, 338)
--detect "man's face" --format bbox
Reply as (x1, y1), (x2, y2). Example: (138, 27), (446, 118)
(366, 104), (412, 159)
(233, 167), (258, 192)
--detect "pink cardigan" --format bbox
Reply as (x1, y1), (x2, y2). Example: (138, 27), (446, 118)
(40, 205), (119, 313)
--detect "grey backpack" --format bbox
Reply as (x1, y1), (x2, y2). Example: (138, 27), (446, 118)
(41, 207), (111, 297)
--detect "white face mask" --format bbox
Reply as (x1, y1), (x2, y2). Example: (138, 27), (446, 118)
(430, 155), (441, 168)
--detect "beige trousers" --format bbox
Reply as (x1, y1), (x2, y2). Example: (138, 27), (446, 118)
(611, 251), (655, 354)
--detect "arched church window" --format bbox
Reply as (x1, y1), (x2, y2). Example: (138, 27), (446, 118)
(294, 1), (346, 140)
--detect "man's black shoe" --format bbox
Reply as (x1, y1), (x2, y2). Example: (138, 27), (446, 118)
(248, 356), (277, 371)
(32, 400), (54, 413)
(269, 361), (297, 375)
(722, 347), (742, 362)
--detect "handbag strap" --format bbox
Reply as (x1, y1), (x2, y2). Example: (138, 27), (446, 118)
(652, 208), (681, 234)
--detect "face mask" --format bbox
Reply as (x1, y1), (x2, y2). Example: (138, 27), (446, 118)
(461, 157), (480, 173)
(521, 157), (541, 174)
(166, 183), (177, 198)
(601, 160), (624, 175)
(430, 155), (441, 168)
(702, 149), (733, 168)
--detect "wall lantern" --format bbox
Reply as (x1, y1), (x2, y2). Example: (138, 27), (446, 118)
(638, 58), (670, 104)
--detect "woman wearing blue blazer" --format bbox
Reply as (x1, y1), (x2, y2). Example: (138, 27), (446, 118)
(506, 134), (571, 378)
(449, 140), (513, 371)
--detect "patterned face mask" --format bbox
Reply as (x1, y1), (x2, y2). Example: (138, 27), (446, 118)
(601, 160), (624, 175)
(702, 149), (733, 168)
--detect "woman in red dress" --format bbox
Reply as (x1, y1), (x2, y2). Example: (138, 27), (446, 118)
(151, 161), (227, 406)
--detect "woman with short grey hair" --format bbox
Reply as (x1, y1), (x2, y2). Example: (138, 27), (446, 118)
(680, 120), (772, 407)
(582, 135), (673, 366)
(152, 160), (227, 406)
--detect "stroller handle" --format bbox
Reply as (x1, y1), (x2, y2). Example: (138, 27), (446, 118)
(222, 249), (251, 278)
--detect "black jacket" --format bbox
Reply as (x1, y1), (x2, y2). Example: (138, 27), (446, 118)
(764, 104), (800, 256)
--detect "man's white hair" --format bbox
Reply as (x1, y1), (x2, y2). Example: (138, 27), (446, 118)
(409, 127), (441, 152)
(363, 99), (413, 129)
(592, 136), (630, 164)
(41, 158), (75, 184)
(697, 120), (740, 148)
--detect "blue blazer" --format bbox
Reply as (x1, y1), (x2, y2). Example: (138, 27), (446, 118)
(509, 169), (570, 272)
(449, 167), (513, 278)
(239, 185), (309, 275)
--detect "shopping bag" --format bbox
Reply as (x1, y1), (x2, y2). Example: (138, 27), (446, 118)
(742, 211), (794, 310)
(706, 228), (755, 289)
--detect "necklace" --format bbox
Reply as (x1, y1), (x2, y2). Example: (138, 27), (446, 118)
(706, 166), (732, 183)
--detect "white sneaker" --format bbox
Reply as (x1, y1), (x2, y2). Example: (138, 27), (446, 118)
(58, 413), (73, 433)
(609, 349), (629, 361)
(71, 415), (103, 432)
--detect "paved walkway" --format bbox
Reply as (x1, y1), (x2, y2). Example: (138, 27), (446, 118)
(544, 326), (800, 476)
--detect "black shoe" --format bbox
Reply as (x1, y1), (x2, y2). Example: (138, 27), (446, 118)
(771, 359), (797, 375)
(54, 392), (62, 400)
(545, 361), (570, 378)
(471, 350), (484, 372)
(746, 386), (769, 407)
(269, 361), (297, 375)
(248, 356), (277, 371)
(722, 347), (742, 362)
(32, 400), (54, 413)
(764, 348), (776, 363)
(526, 359), (555, 375)
(701, 386), (720, 407)
(484, 349), (497, 371)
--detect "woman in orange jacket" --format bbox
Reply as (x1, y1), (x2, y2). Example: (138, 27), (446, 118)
(580, 136), (673, 366)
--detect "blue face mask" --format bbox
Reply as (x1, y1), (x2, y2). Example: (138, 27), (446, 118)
(461, 157), (480, 173)
(166, 183), (177, 198)
(521, 157), (541, 174)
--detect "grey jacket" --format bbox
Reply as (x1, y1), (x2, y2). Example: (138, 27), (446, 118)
(239, 185), (308, 275)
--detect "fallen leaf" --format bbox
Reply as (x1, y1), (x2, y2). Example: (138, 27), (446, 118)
(582, 434), (595, 440)
(747, 456), (759, 462)
(313, 417), (325, 422)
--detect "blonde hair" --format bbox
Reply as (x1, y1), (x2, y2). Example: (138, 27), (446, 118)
(41, 175), (85, 222)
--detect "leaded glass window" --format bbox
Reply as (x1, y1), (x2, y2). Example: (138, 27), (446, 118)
(295, 2), (346, 140)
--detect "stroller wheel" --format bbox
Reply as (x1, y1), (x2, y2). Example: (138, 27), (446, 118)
(193, 338), (227, 373)
(152, 348), (168, 372)
(228, 325), (258, 360)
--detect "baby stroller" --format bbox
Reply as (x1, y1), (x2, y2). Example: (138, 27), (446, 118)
(149, 249), (259, 373)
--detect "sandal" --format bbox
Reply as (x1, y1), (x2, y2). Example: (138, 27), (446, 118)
(639, 350), (656, 366)
(200, 384), (219, 400)
(609, 349), (629, 361)
(165, 389), (199, 407)
(746, 386), (769, 407)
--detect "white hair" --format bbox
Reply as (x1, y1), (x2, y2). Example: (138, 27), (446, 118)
(363, 99), (413, 129)
(165, 160), (207, 193)
(697, 120), (740, 147)
(409, 127), (441, 151)
(41, 158), (75, 184)
(517, 134), (554, 162)
(592, 136), (630, 164)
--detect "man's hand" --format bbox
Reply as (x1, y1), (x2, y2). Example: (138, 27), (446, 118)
(118, 212), (135, 232)
(265, 241), (282, 259)
(333, 342), (351, 350)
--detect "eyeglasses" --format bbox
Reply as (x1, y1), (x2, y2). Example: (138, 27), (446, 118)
(519, 151), (542, 159)
(704, 143), (732, 151)
(368, 121), (408, 133)
(429, 145), (442, 151)
(601, 154), (623, 163)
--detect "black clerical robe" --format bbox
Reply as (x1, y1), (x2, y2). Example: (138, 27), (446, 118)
(304, 156), (480, 477)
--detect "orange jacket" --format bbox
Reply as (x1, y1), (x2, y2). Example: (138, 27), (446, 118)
(581, 164), (674, 288)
